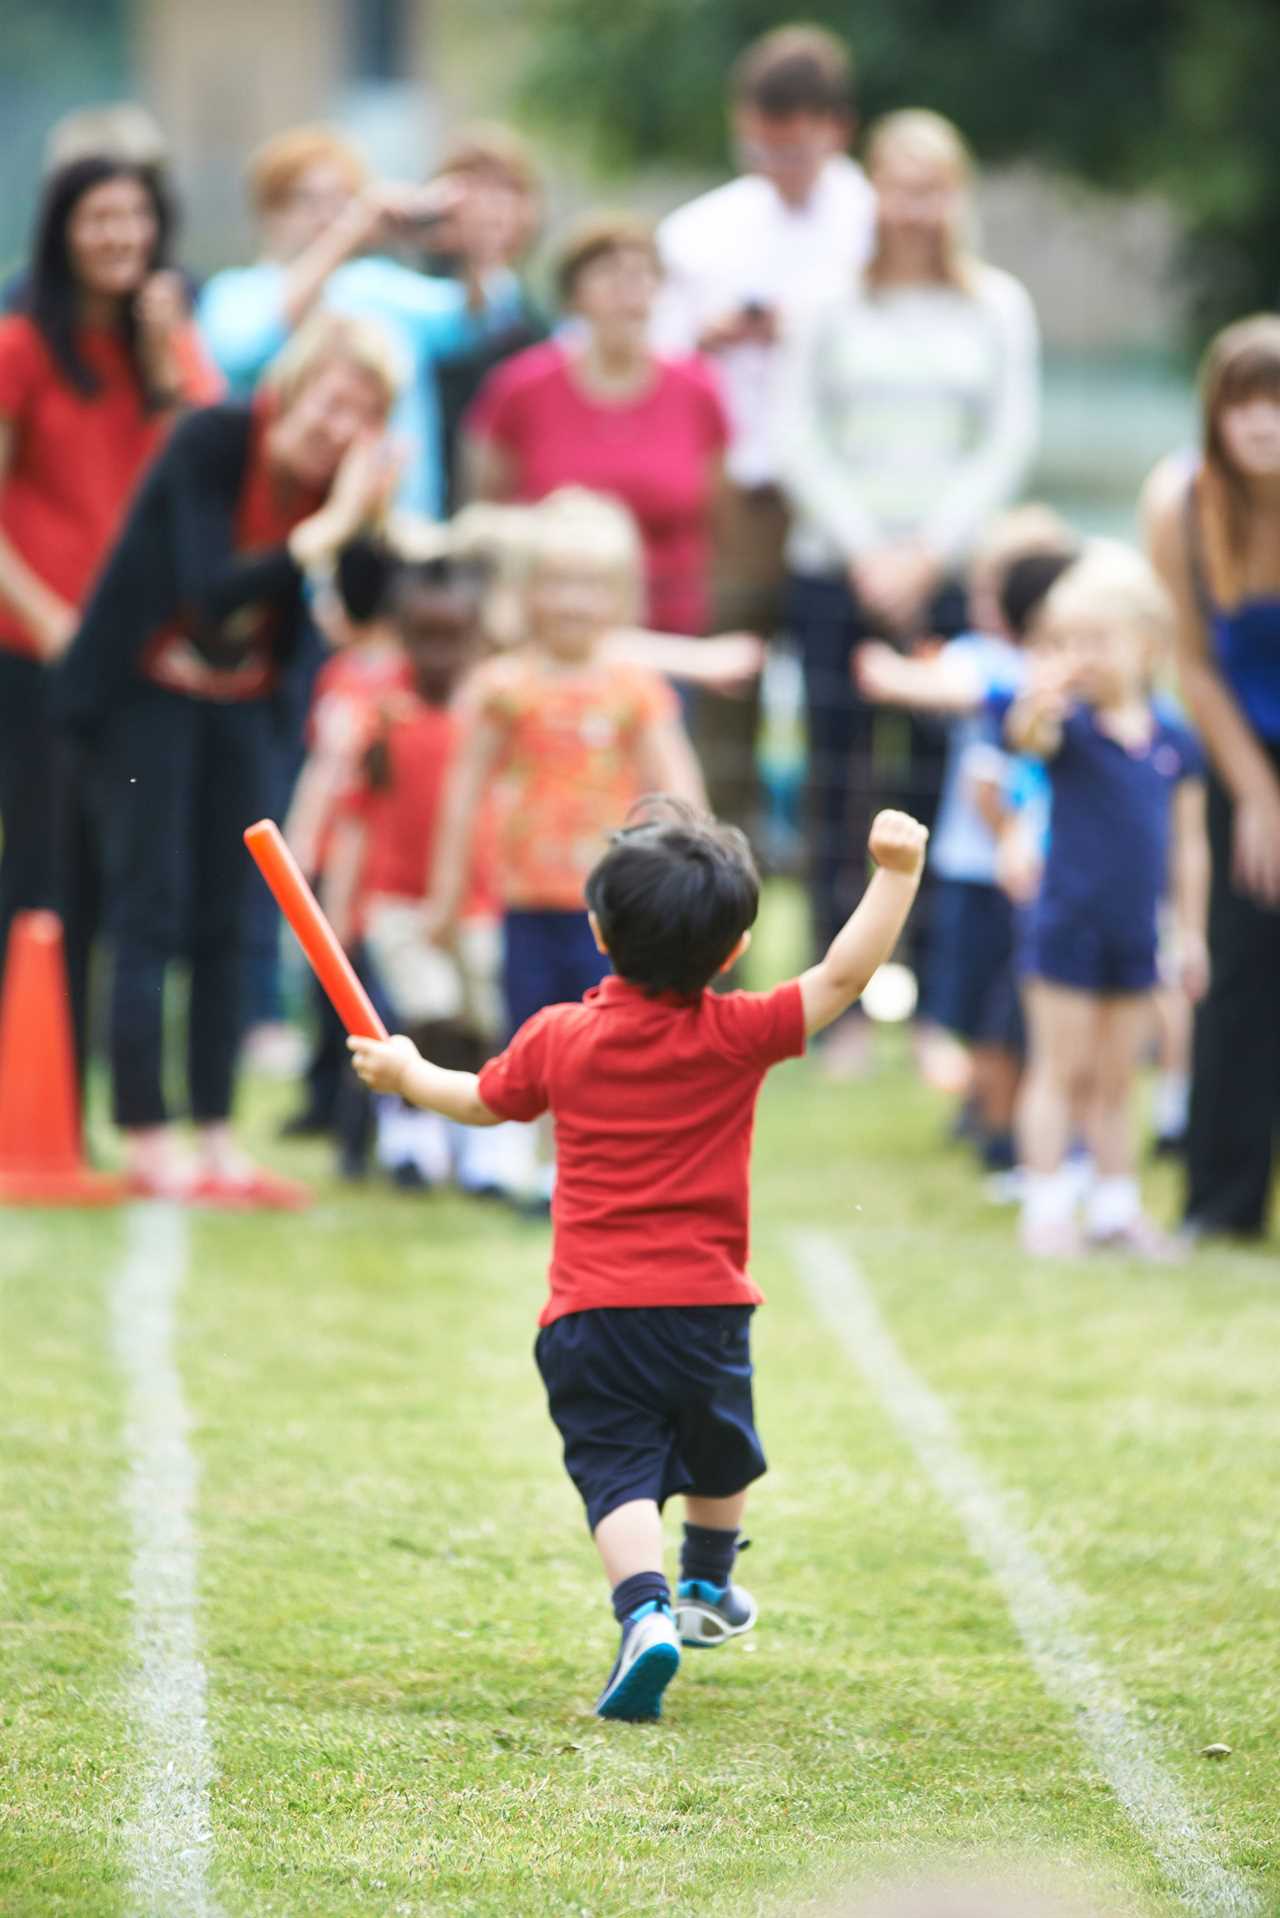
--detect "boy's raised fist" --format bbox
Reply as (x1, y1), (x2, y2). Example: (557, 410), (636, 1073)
(868, 809), (929, 876)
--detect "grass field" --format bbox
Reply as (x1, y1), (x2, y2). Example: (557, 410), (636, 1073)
(2, 927), (1277, 1917)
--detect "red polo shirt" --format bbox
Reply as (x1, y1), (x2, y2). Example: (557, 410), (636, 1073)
(477, 974), (806, 1325)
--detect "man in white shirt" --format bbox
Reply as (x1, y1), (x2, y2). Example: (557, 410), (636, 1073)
(652, 26), (876, 830)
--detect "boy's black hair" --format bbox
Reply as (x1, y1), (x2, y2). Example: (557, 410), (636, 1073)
(999, 548), (1078, 640)
(584, 797), (760, 998)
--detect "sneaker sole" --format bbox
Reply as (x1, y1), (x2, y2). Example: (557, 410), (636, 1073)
(595, 1640), (680, 1720)
(674, 1595), (759, 1648)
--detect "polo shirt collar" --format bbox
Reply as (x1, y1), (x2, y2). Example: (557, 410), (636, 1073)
(591, 974), (702, 1011)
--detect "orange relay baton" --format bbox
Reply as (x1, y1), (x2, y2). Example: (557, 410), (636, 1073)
(244, 819), (388, 1041)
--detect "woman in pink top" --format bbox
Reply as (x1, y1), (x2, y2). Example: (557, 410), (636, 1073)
(462, 212), (729, 635)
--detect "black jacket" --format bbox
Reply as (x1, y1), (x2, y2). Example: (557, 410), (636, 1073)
(57, 402), (306, 734)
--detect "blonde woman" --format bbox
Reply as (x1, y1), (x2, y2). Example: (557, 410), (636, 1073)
(59, 313), (404, 1204)
(1144, 313), (1280, 1238)
(775, 109), (1040, 1023)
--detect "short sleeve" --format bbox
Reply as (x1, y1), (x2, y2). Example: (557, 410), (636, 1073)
(476, 1006), (557, 1120)
(713, 980), (806, 1070)
(0, 318), (43, 424)
(196, 267), (289, 390)
(1168, 719), (1206, 782)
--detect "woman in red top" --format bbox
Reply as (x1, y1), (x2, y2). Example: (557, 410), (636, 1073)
(0, 154), (218, 1063)
(462, 212), (729, 637)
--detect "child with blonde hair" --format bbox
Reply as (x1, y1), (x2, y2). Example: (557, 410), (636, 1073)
(998, 542), (1209, 1257)
(430, 489), (709, 1026)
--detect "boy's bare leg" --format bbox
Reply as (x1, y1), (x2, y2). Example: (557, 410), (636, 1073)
(593, 1499), (665, 1587)
(684, 1491), (748, 1531)
(591, 1499), (680, 1720)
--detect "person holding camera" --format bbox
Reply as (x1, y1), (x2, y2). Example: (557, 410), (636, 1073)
(651, 27), (875, 827)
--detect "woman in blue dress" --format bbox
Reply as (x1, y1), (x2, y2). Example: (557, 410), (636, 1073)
(1145, 314), (1280, 1240)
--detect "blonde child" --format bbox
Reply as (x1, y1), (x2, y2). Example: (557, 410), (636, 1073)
(999, 544), (1209, 1258)
(429, 490), (711, 1037)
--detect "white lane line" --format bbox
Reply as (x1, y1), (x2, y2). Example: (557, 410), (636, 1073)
(790, 1229), (1258, 1918)
(110, 1205), (221, 1918)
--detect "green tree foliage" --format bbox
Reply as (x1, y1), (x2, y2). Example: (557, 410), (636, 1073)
(518, 0), (1280, 340)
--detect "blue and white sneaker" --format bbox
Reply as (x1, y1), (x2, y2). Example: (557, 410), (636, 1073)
(674, 1578), (758, 1648)
(595, 1602), (681, 1720)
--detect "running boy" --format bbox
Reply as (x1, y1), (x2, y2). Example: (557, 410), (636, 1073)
(351, 798), (928, 1721)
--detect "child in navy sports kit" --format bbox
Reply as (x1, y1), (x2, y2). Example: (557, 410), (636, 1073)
(351, 798), (928, 1720)
(995, 544), (1209, 1259)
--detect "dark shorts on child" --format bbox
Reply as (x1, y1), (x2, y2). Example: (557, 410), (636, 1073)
(925, 877), (1023, 1049)
(1022, 909), (1157, 995)
(535, 1304), (766, 1533)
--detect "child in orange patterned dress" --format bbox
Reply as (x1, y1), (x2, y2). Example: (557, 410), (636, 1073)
(429, 489), (708, 1044)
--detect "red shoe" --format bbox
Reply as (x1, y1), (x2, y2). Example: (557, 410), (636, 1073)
(190, 1166), (312, 1211)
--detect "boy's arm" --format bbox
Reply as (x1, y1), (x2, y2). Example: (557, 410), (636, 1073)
(798, 810), (929, 1037)
(1170, 776), (1210, 1000)
(347, 1034), (505, 1126)
(634, 712), (708, 810)
(429, 705), (504, 928)
(853, 640), (984, 715)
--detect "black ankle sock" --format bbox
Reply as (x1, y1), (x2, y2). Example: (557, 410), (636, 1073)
(681, 1522), (739, 1588)
(611, 1570), (671, 1625)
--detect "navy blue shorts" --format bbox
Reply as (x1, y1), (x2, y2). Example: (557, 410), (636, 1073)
(535, 1305), (766, 1533)
(924, 878), (1020, 1044)
(1022, 911), (1157, 995)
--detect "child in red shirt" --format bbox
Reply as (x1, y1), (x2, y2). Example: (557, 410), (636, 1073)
(326, 556), (515, 1192)
(351, 798), (928, 1720)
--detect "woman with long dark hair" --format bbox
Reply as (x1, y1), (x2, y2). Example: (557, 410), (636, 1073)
(0, 154), (217, 1060)
(1145, 314), (1280, 1239)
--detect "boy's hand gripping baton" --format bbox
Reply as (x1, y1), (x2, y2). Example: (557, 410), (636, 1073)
(243, 819), (388, 1041)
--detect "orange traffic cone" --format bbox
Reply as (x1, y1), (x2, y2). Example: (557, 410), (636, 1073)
(0, 911), (123, 1205)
